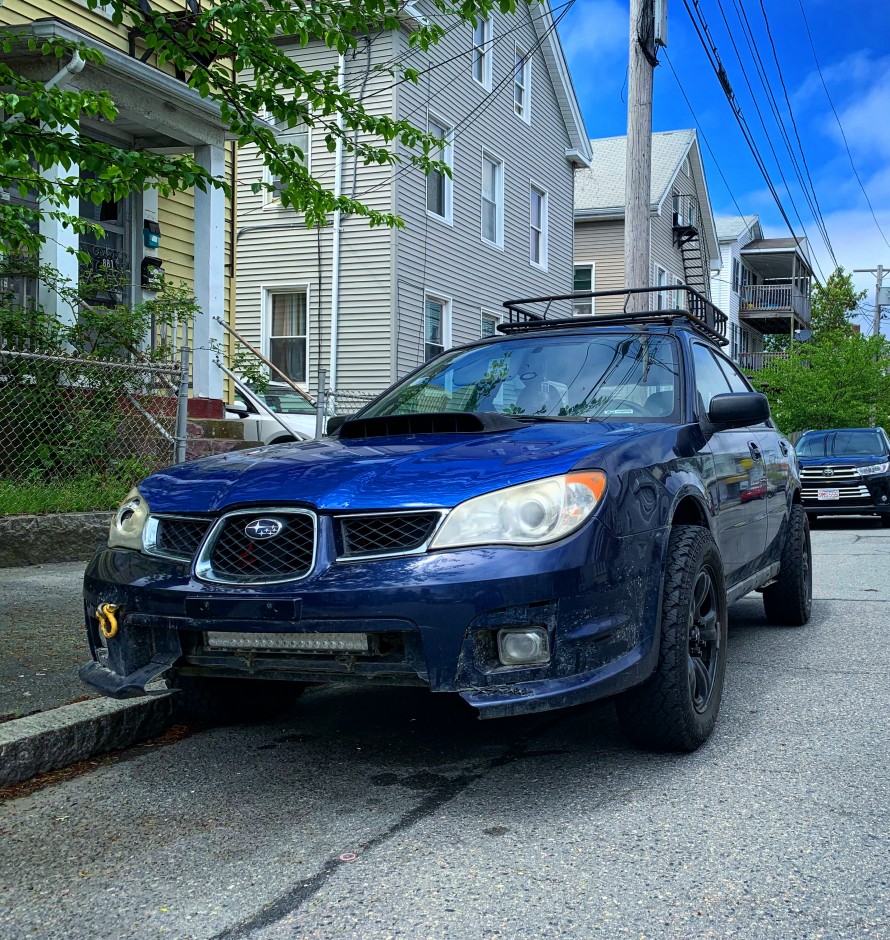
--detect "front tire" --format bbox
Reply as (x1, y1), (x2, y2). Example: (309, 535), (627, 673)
(615, 526), (728, 752)
(763, 503), (812, 626)
(168, 673), (305, 724)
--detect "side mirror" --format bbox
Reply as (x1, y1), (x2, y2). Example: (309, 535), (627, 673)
(226, 402), (249, 419)
(708, 392), (770, 427)
(326, 414), (353, 435)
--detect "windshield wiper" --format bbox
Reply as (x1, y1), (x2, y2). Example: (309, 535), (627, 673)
(508, 414), (585, 423)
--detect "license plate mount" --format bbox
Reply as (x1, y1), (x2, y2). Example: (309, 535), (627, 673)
(817, 488), (840, 501)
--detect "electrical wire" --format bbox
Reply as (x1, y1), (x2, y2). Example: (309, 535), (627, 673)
(709, 0), (827, 281)
(663, 50), (746, 220)
(732, 0), (837, 268)
(681, 0), (825, 285)
(795, 0), (890, 252)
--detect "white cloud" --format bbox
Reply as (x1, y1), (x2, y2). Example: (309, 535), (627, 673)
(560, 0), (626, 64)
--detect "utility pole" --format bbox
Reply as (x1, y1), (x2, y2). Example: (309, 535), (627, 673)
(853, 266), (887, 335)
(624, 0), (657, 313)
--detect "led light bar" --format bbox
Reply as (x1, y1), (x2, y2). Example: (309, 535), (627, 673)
(205, 631), (369, 652)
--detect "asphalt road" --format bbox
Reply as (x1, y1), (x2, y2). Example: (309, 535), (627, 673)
(1, 519), (888, 939)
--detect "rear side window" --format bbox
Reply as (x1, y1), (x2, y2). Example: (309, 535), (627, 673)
(692, 344), (731, 416)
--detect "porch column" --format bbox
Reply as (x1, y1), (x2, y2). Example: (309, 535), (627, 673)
(191, 143), (225, 415)
(38, 152), (80, 327)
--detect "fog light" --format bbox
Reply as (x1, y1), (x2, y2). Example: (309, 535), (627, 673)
(497, 627), (550, 666)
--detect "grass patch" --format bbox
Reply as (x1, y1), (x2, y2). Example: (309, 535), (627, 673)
(0, 477), (132, 515)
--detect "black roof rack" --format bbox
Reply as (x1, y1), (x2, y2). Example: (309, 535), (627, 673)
(500, 286), (729, 347)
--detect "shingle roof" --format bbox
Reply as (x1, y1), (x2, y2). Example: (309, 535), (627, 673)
(574, 130), (696, 212)
(715, 215), (759, 241)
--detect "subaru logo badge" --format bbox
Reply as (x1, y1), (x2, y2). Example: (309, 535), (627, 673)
(244, 518), (284, 539)
(822, 468), (834, 478)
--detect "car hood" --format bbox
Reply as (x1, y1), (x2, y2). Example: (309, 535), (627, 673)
(798, 454), (887, 468)
(139, 421), (656, 513)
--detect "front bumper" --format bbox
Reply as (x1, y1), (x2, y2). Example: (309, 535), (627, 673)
(81, 520), (668, 719)
(801, 473), (890, 515)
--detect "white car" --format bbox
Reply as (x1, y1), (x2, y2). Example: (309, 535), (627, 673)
(225, 382), (319, 444)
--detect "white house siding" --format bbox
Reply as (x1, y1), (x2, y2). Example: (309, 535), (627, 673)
(650, 159), (696, 290)
(710, 222), (764, 363)
(393, 1), (576, 379)
(234, 37), (396, 396)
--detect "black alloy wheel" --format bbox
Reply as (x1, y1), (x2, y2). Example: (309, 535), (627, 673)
(688, 566), (720, 714)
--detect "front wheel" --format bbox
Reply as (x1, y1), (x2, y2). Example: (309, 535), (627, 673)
(168, 672), (305, 724)
(615, 526), (728, 752)
(762, 503), (812, 626)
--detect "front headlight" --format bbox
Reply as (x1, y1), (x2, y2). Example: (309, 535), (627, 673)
(430, 472), (607, 550)
(108, 487), (150, 550)
(859, 462), (890, 476)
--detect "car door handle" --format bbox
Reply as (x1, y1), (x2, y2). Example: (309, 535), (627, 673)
(779, 441), (789, 456)
(748, 442), (763, 461)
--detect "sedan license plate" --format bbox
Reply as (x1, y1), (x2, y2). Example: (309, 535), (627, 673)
(817, 488), (840, 501)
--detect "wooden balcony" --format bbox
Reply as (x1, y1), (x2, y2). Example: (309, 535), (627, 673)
(737, 351), (789, 371)
(738, 283), (810, 334)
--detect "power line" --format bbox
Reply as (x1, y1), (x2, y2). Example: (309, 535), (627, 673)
(356, 0), (573, 201)
(681, 0), (825, 285)
(796, 0), (890, 252)
(710, 0), (828, 280)
(663, 50), (746, 220)
(736, 0), (837, 267)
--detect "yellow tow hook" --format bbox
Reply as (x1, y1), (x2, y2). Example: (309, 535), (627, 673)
(96, 603), (120, 640)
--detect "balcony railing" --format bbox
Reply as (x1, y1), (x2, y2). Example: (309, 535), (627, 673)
(739, 284), (810, 323)
(737, 351), (789, 371)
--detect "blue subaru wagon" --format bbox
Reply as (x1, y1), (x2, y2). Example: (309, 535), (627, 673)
(81, 289), (811, 751)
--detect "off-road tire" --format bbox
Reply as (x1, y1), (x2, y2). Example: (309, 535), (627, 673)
(763, 503), (812, 626)
(168, 672), (305, 724)
(615, 526), (728, 752)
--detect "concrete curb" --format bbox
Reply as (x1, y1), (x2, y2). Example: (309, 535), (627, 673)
(0, 693), (175, 788)
(0, 512), (112, 568)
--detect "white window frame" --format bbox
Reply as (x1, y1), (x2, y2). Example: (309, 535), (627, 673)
(262, 284), (311, 386)
(480, 308), (503, 338)
(263, 106), (311, 208)
(513, 43), (532, 122)
(672, 274), (685, 311)
(426, 111), (454, 225)
(423, 292), (452, 361)
(654, 264), (669, 309)
(572, 262), (595, 316)
(471, 16), (493, 90)
(480, 149), (504, 249)
(529, 183), (548, 271)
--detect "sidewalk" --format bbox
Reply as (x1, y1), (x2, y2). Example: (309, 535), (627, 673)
(0, 562), (94, 720)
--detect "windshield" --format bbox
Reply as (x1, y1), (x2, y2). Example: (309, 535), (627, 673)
(363, 334), (680, 421)
(796, 430), (885, 458)
(253, 387), (315, 415)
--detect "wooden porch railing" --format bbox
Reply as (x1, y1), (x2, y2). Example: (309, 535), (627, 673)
(739, 284), (811, 323)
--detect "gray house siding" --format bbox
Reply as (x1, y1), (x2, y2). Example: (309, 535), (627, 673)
(393, 1), (575, 379)
(234, 37), (396, 396)
(573, 219), (624, 313)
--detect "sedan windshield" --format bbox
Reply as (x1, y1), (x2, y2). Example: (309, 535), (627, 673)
(363, 334), (680, 421)
(796, 430), (885, 458)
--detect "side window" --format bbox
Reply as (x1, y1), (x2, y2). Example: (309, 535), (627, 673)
(692, 343), (731, 417)
(714, 354), (753, 394)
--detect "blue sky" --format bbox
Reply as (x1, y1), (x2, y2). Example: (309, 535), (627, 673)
(557, 0), (890, 327)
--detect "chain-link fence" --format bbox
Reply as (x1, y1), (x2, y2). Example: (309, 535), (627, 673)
(324, 387), (377, 417)
(0, 349), (184, 515)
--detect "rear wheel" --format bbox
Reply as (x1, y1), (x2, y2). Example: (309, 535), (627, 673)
(615, 526), (728, 752)
(168, 673), (305, 724)
(763, 504), (812, 626)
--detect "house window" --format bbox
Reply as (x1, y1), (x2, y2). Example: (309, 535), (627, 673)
(514, 44), (531, 121)
(529, 185), (547, 268)
(78, 177), (132, 307)
(480, 311), (501, 337)
(654, 265), (669, 309)
(424, 295), (449, 360)
(426, 114), (453, 222)
(481, 152), (503, 247)
(471, 16), (493, 88)
(672, 274), (685, 310)
(732, 258), (740, 293)
(573, 264), (594, 316)
(730, 322), (740, 361)
(682, 157), (691, 177)
(268, 114), (309, 204)
(268, 291), (308, 383)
